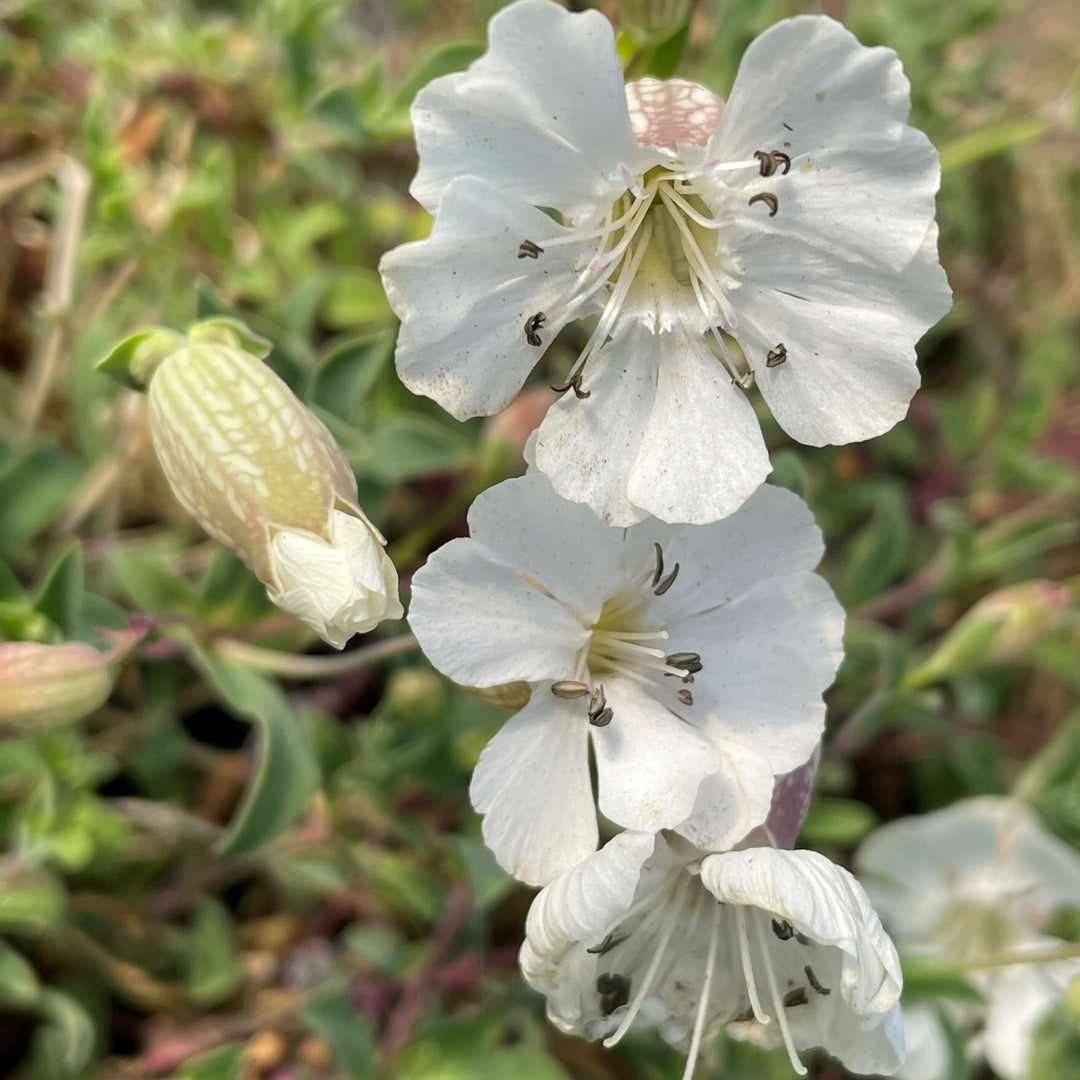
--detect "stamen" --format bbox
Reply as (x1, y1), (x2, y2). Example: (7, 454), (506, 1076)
(654, 563), (680, 596)
(550, 372), (590, 398)
(805, 965), (830, 996)
(524, 311), (546, 347)
(752, 913), (808, 1075)
(677, 689), (694, 706)
(682, 902), (721, 1080)
(753, 150), (792, 177)
(619, 163), (644, 200)
(772, 919), (794, 940)
(681, 157), (762, 181)
(749, 192), (779, 217)
(551, 680), (590, 699)
(590, 707), (613, 727)
(597, 972), (632, 1016)
(660, 183), (734, 230)
(652, 543), (664, 587)
(587, 683), (606, 718)
(736, 905), (771, 1024)
(664, 652), (702, 675)
(766, 343), (787, 368)
(587, 931), (629, 956)
(604, 878), (686, 1047)
(518, 239), (544, 258)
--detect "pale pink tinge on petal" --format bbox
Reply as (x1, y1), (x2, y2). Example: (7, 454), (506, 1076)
(625, 77), (724, 150)
(765, 745), (820, 849)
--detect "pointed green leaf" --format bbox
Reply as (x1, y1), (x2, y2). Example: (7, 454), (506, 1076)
(187, 897), (245, 1007)
(33, 544), (84, 638)
(0, 939), (41, 1006)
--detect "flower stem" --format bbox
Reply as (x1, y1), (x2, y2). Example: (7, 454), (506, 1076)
(213, 634), (419, 679)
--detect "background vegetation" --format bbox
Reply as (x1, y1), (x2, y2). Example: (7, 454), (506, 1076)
(2, 0), (1080, 1077)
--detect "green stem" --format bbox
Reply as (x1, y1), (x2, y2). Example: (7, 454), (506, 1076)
(213, 633), (419, 679)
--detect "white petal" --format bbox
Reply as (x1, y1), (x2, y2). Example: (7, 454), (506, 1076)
(673, 740), (776, 852)
(534, 328), (656, 527)
(408, 537), (588, 687)
(591, 677), (726, 833)
(409, 0), (647, 218)
(522, 831), (658, 964)
(267, 509), (403, 649)
(983, 958), (1080, 1080)
(679, 573), (844, 774)
(625, 330), (771, 524)
(380, 177), (584, 420)
(896, 1004), (952, 1080)
(733, 222), (951, 446)
(713, 14), (935, 270)
(645, 484), (827, 622)
(765, 748), (821, 850)
(701, 847), (903, 1017)
(469, 689), (597, 886)
(465, 472), (624, 623)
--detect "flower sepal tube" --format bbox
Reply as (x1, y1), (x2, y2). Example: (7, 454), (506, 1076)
(407, 469), (844, 886)
(98, 318), (403, 649)
(380, 0), (952, 526)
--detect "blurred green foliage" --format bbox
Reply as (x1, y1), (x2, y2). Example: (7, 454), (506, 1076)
(2, 0), (1080, 1077)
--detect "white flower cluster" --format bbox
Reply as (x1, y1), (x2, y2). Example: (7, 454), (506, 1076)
(383, 1), (954, 1076)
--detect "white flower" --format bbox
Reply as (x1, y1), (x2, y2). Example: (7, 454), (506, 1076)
(380, 0), (951, 526)
(127, 320), (403, 649)
(857, 797), (1080, 1080)
(407, 470), (843, 885)
(520, 831), (904, 1078)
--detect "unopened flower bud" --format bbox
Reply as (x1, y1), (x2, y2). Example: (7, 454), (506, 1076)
(905, 580), (1069, 689)
(0, 641), (112, 729)
(99, 319), (403, 648)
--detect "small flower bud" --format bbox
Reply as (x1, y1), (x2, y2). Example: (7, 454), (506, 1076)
(101, 318), (403, 648)
(0, 642), (112, 729)
(905, 581), (1069, 688)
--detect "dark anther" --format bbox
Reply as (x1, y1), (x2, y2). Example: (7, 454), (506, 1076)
(524, 311), (547, 347)
(551, 680), (590, 699)
(805, 965), (831, 996)
(754, 150), (791, 177)
(783, 987), (809, 1008)
(587, 931), (628, 956)
(590, 707), (614, 727)
(732, 370), (755, 389)
(652, 542), (664, 587)
(665, 652), (703, 676)
(677, 689), (694, 706)
(597, 972), (631, 1016)
(550, 372), (590, 398)
(772, 918), (794, 941)
(518, 239), (544, 258)
(749, 192), (779, 217)
(766, 343), (787, 368)
(588, 684), (606, 722)
(654, 562), (680, 596)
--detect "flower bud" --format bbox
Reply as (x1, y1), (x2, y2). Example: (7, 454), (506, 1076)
(100, 319), (403, 648)
(905, 580), (1069, 689)
(0, 642), (112, 729)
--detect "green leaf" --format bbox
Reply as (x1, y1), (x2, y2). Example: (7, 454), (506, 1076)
(388, 41), (485, 114)
(799, 798), (879, 846)
(95, 328), (177, 390)
(448, 835), (515, 910)
(108, 542), (198, 615)
(838, 484), (911, 609)
(321, 269), (393, 329)
(173, 1043), (245, 1080)
(186, 897), (245, 1007)
(190, 649), (320, 855)
(365, 414), (473, 482)
(0, 870), (68, 933)
(0, 441), (83, 558)
(309, 330), (395, 424)
(0, 939), (41, 1006)
(31, 988), (96, 1077)
(296, 981), (377, 1079)
(900, 957), (986, 1004)
(33, 544), (84, 638)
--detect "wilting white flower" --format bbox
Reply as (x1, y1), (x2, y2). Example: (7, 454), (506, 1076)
(380, 0), (951, 526)
(521, 831), (904, 1078)
(857, 797), (1080, 1080)
(103, 319), (403, 649)
(407, 470), (843, 885)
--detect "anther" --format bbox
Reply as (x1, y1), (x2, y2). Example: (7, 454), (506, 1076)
(732, 370), (755, 389)
(665, 652), (702, 676)
(587, 931), (628, 956)
(749, 192), (779, 217)
(518, 239), (544, 258)
(652, 542), (664, 587)
(588, 684), (607, 721)
(804, 966), (830, 996)
(754, 150), (791, 177)
(766, 343), (787, 368)
(524, 311), (546, 347)
(677, 689), (694, 706)
(590, 707), (614, 727)
(783, 987), (809, 1008)
(654, 563), (680, 596)
(772, 919), (794, 941)
(551, 680), (590, 699)
(597, 972), (631, 1016)
(550, 372), (590, 398)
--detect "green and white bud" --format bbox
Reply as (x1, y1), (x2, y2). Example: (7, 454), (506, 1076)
(100, 318), (403, 649)
(0, 641), (112, 729)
